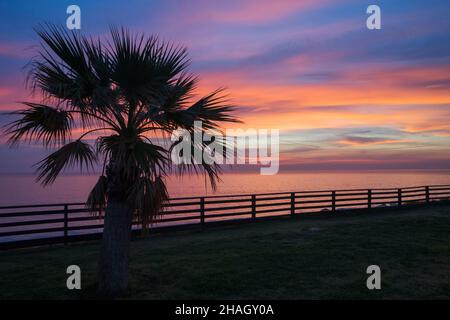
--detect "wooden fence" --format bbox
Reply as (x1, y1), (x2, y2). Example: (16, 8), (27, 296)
(1, 184), (450, 249)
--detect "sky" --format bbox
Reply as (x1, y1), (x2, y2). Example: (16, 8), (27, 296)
(0, 0), (450, 173)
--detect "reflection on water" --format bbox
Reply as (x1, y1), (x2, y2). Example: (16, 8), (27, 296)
(1, 170), (450, 205)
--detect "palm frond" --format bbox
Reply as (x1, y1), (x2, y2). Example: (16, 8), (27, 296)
(97, 135), (168, 179)
(109, 27), (190, 105)
(35, 24), (91, 80)
(31, 25), (92, 101)
(36, 140), (97, 185)
(31, 25), (116, 125)
(147, 88), (241, 132)
(169, 131), (230, 190)
(185, 89), (241, 130)
(128, 176), (169, 230)
(86, 175), (108, 216)
(141, 73), (197, 128)
(5, 103), (72, 146)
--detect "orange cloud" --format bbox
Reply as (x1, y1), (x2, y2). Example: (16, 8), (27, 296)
(193, 61), (450, 134)
(338, 138), (413, 146)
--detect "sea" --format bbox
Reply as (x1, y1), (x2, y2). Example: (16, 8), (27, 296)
(1, 170), (450, 206)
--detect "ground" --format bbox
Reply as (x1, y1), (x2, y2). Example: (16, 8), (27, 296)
(1, 204), (450, 299)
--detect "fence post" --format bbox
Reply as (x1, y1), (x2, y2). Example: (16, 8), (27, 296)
(63, 204), (68, 244)
(251, 195), (256, 219)
(200, 197), (205, 225)
(290, 192), (295, 216)
(425, 186), (430, 203)
(398, 188), (402, 207)
(368, 189), (372, 209)
(331, 191), (336, 212)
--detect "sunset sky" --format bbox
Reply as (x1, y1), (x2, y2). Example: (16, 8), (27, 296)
(1, 0), (450, 172)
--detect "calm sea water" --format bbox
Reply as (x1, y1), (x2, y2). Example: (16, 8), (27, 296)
(1, 170), (450, 206)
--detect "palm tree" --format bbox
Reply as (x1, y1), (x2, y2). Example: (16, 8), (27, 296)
(5, 25), (239, 296)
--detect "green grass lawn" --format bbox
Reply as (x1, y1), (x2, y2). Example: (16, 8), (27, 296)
(1, 205), (450, 299)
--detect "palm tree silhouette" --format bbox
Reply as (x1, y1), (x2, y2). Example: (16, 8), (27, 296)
(5, 25), (239, 296)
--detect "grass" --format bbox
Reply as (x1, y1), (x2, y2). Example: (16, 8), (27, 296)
(1, 204), (450, 299)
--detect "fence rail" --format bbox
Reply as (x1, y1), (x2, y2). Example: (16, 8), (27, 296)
(1, 184), (450, 249)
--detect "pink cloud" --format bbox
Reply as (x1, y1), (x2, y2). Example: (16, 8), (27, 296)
(0, 41), (35, 59)
(173, 0), (334, 25)
(0, 87), (14, 97)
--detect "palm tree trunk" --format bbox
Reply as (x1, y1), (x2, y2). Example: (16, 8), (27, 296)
(98, 197), (133, 296)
